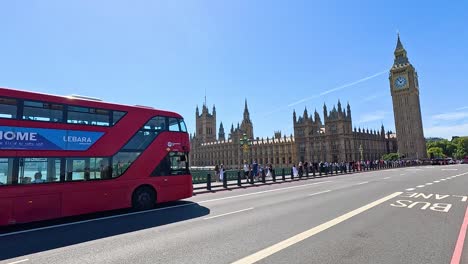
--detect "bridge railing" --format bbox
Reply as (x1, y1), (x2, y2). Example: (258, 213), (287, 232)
(191, 160), (429, 191)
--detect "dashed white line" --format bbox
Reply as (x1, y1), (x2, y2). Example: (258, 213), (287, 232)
(434, 181), (440, 183)
(0, 181), (334, 238)
(7, 259), (29, 264)
(204, 207), (254, 220)
(198, 181), (333, 203)
(308, 190), (332, 196)
(400, 174), (406, 176)
(355, 181), (369, 185)
(417, 185), (425, 188)
(383, 177), (391, 180)
(406, 188), (416, 191)
(426, 183), (433, 185)
(441, 179), (447, 181)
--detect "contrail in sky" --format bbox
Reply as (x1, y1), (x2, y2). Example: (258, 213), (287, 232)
(287, 70), (388, 107)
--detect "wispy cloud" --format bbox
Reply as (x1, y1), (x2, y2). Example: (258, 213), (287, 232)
(287, 70), (387, 107)
(425, 123), (468, 139)
(356, 111), (389, 124)
(456, 106), (468, 111)
(432, 112), (468, 121)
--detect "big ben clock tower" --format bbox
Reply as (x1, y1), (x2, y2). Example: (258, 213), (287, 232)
(389, 34), (427, 159)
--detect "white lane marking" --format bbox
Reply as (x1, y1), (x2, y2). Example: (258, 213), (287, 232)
(231, 192), (403, 264)
(7, 259), (29, 264)
(198, 181), (333, 203)
(308, 190), (332, 196)
(383, 177), (391, 180)
(0, 202), (197, 238)
(417, 185), (425, 188)
(203, 208), (254, 220)
(426, 183), (433, 185)
(400, 174), (406, 176)
(355, 181), (369, 185)
(406, 188), (416, 191)
(442, 169), (458, 171)
(0, 181), (333, 238)
(441, 179), (447, 181)
(434, 181), (440, 183)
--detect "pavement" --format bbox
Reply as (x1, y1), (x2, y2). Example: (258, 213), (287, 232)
(1, 164), (468, 264)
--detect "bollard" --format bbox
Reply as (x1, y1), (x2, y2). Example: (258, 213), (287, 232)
(291, 168), (294, 180)
(282, 168), (286, 181)
(335, 166), (338, 175)
(306, 167), (309, 178)
(262, 169), (266, 183)
(223, 172), (228, 188)
(272, 170), (276, 182)
(249, 172), (254, 184)
(207, 173), (212, 191)
(237, 171), (241, 187)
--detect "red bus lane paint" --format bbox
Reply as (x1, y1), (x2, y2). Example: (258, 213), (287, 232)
(451, 205), (468, 264)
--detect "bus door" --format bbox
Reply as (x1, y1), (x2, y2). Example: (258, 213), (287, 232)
(14, 158), (61, 223)
(152, 152), (190, 201)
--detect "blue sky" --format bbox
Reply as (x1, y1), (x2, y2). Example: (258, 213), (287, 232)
(1, 1), (467, 139)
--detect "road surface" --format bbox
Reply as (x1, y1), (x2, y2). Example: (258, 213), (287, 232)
(1, 165), (468, 264)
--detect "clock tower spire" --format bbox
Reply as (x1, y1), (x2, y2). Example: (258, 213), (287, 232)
(389, 34), (426, 159)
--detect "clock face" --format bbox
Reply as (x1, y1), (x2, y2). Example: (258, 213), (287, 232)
(394, 76), (407, 89)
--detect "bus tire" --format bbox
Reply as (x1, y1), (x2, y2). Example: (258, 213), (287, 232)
(132, 186), (156, 211)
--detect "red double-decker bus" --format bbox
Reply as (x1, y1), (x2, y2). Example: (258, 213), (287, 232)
(0, 87), (192, 226)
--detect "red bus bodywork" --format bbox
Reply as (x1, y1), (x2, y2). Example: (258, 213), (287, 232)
(0, 87), (192, 226)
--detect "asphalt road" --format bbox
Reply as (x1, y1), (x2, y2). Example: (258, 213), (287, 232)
(1, 165), (468, 264)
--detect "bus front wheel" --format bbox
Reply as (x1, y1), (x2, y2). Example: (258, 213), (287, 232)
(132, 186), (156, 211)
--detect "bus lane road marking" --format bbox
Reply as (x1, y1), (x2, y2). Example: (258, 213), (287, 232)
(204, 208), (254, 220)
(231, 192), (402, 264)
(389, 192), (468, 213)
(451, 205), (468, 264)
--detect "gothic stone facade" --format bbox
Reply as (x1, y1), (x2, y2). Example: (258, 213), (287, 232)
(293, 101), (397, 163)
(190, 100), (396, 168)
(190, 101), (296, 168)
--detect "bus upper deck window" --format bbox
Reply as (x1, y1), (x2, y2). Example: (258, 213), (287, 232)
(168, 118), (180, 132)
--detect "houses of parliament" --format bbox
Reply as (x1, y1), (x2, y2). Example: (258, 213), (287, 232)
(190, 35), (427, 167)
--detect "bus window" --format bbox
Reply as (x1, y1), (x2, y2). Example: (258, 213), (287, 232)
(19, 158), (61, 184)
(88, 158), (110, 180)
(0, 158), (15, 185)
(23, 101), (64, 122)
(168, 118), (180, 132)
(152, 152), (189, 176)
(123, 116), (167, 151)
(0, 97), (17, 119)
(169, 152), (189, 175)
(67, 106), (110, 126)
(179, 119), (187, 132)
(144, 116), (166, 131)
(112, 152), (140, 177)
(112, 111), (126, 125)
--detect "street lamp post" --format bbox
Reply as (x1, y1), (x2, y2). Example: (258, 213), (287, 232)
(239, 133), (252, 165)
(359, 144), (364, 162)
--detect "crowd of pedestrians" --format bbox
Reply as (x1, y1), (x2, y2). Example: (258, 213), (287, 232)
(212, 159), (424, 182)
